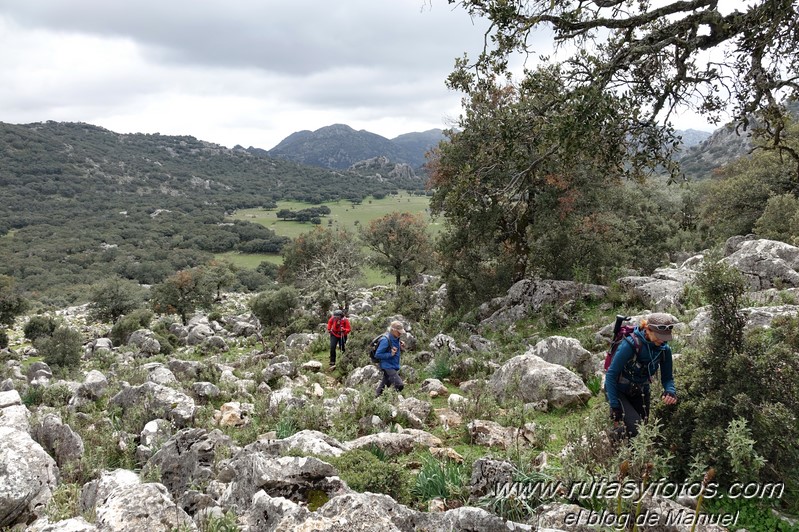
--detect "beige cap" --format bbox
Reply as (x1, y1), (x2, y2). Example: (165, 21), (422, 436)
(646, 312), (679, 342)
(389, 320), (406, 333)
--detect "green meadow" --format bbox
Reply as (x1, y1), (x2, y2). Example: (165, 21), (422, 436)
(218, 192), (442, 285)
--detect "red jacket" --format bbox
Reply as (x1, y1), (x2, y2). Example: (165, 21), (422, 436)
(327, 316), (351, 338)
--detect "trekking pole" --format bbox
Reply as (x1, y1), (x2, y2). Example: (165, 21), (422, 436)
(613, 314), (630, 338)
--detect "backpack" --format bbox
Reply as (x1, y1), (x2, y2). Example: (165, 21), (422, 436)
(368, 333), (389, 364)
(603, 315), (642, 371)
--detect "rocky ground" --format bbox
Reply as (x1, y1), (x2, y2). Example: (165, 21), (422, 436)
(2, 236), (799, 531)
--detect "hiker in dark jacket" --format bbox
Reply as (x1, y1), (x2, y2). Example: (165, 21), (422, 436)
(326, 309), (351, 370)
(606, 312), (678, 438)
(374, 320), (406, 397)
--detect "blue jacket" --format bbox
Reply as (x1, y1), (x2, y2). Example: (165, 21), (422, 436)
(374, 333), (401, 370)
(605, 327), (675, 409)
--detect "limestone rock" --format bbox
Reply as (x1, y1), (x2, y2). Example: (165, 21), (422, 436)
(0, 426), (59, 528)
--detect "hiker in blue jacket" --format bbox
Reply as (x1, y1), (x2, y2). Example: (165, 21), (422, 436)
(374, 320), (406, 397)
(606, 312), (679, 438)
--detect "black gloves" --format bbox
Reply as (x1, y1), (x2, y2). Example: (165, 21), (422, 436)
(611, 407), (624, 422)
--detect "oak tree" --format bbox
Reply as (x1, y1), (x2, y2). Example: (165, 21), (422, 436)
(360, 212), (434, 286)
(449, 0), (799, 167)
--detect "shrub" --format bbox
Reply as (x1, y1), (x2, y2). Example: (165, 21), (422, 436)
(88, 277), (145, 323)
(110, 308), (153, 346)
(328, 450), (411, 504)
(23, 315), (58, 341)
(660, 261), (799, 498)
(249, 286), (299, 329)
(35, 326), (83, 370)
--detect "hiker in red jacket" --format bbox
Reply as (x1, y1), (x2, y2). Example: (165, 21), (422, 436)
(326, 309), (351, 370)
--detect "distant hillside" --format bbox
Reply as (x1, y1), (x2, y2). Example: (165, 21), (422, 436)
(267, 124), (445, 172)
(674, 128), (712, 148)
(676, 102), (799, 179)
(675, 124), (752, 179)
(0, 121), (424, 303)
(390, 129), (446, 169)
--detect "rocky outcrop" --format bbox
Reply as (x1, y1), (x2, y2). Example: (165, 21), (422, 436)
(127, 329), (161, 356)
(269, 491), (535, 532)
(489, 352), (592, 408)
(31, 412), (84, 469)
(0, 389), (31, 432)
(218, 454), (348, 512)
(80, 469), (141, 515)
(722, 238), (799, 290)
(478, 279), (608, 329)
(686, 304), (799, 345)
(142, 428), (234, 500)
(529, 336), (595, 380)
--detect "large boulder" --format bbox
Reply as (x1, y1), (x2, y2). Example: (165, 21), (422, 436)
(77, 370), (109, 400)
(0, 426), (59, 528)
(31, 413), (84, 469)
(685, 304), (799, 345)
(109, 382), (197, 428)
(286, 333), (320, 351)
(529, 336), (595, 380)
(469, 458), (517, 500)
(186, 324), (214, 346)
(466, 420), (542, 450)
(80, 469), (141, 514)
(722, 238), (799, 291)
(218, 454), (347, 512)
(95, 482), (195, 532)
(489, 352), (591, 408)
(345, 365), (382, 388)
(127, 329), (161, 356)
(344, 430), (441, 457)
(265, 430), (348, 458)
(27, 361), (53, 386)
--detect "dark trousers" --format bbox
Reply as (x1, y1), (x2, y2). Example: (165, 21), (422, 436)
(617, 385), (651, 438)
(376, 368), (404, 397)
(329, 334), (345, 365)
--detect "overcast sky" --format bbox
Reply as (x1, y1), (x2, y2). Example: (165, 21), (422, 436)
(0, 0), (714, 150)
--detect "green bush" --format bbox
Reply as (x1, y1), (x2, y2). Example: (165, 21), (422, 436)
(110, 308), (153, 346)
(35, 326), (83, 370)
(328, 450), (411, 504)
(249, 286), (299, 329)
(23, 315), (58, 341)
(660, 261), (799, 501)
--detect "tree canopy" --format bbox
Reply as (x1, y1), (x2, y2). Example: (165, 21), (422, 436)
(360, 212), (434, 286)
(449, 0), (799, 168)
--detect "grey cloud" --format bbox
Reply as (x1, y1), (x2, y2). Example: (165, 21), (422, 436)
(0, 0), (491, 76)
